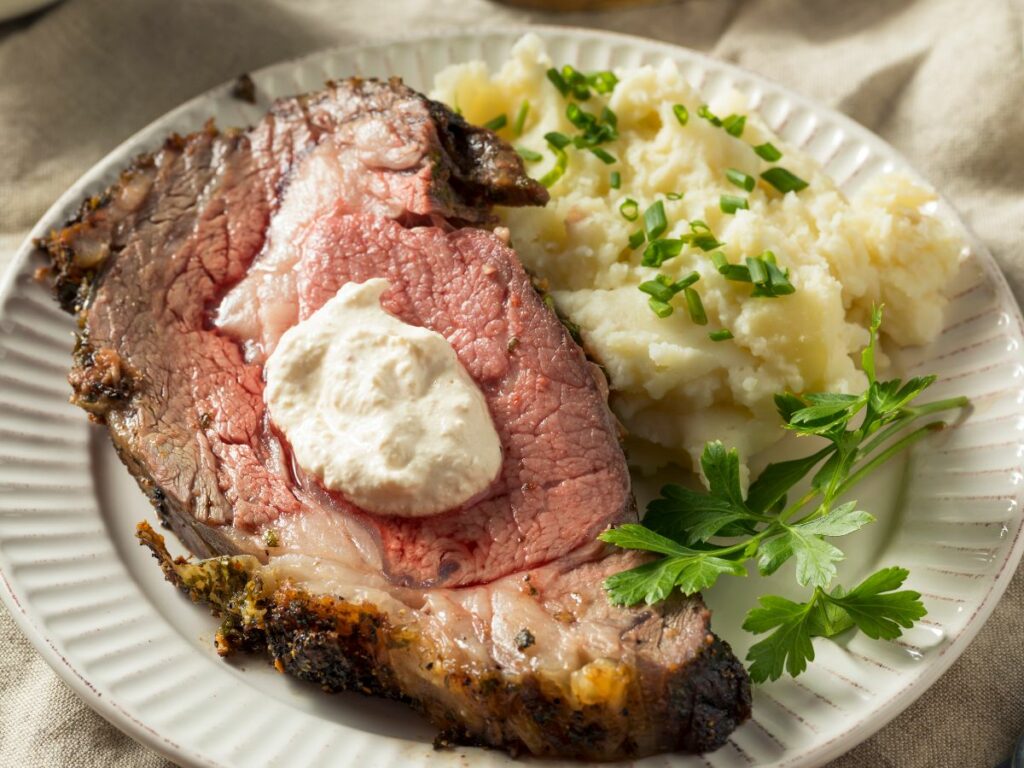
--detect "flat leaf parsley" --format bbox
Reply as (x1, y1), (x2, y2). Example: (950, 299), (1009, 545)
(600, 307), (968, 682)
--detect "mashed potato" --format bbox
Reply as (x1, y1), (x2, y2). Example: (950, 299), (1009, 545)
(432, 36), (962, 471)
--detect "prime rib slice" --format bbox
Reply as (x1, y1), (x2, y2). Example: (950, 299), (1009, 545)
(40, 77), (750, 759)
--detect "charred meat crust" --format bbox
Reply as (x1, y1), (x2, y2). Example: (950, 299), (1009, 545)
(138, 522), (751, 760)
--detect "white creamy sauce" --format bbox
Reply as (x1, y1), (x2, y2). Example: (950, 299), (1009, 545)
(264, 278), (502, 517)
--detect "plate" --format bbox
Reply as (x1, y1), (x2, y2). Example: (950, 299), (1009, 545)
(1, 25), (1022, 768)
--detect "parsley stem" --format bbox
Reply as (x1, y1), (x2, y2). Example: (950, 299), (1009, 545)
(859, 396), (970, 458)
(837, 422), (946, 499)
(904, 395), (971, 418)
(780, 485), (828, 524)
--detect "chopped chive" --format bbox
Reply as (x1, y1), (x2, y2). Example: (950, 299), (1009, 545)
(765, 259), (796, 295)
(639, 276), (676, 303)
(601, 106), (618, 130)
(746, 256), (769, 285)
(673, 104), (689, 126)
(684, 287), (708, 325)
(562, 64), (592, 100)
(590, 147), (617, 164)
(721, 264), (752, 282)
(709, 251), (729, 271)
(628, 229), (646, 249)
(610, 171), (621, 189)
(641, 238), (684, 267)
(513, 100), (530, 136)
(754, 142), (783, 161)
(566, 102), (595, 130)
(697, 104), (722, 127)
(545, 131), (572, 150)
(516, 146), (543, 162)
(690, 233), (724, 251)
(539, 139), (569, 188)
(722, 114), (746, 137)
(648, 298), (674, 318)
(483, 114), (507, 132)
(762, 250), (778, 266)
(726, 117), (746, 136)
(643, 200), (668, 240)
(588, 70), (619, 94)
(689, 220), (711, 234)
(639, 272), (699, 318)
(676, 271), (701, 290)
(709, 329), (734, 342)
(666, 192), (683, 200)
(619, 198), (639, 221)
(761, 167), (808, 193)
(546, 67), (570, 97)
(720, 194), (749, 214)
(726, 168), (756, 192)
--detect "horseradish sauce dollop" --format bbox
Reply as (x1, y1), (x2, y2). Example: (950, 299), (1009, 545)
(264, 278), (501, 517)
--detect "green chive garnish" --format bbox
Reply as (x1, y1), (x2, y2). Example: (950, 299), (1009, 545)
(539, 136), (569, 188)
(628, 229), (646, 249)
(666, 192), (683, 200)
(726, 168), (756, 192)
(513, 100), (530, 136)
(720, 194), (749, 214)
(710, 251), (729, 271)
(673, 104), (689, 126)
(641, 238), (684, 267)
(721, 264), (752, 282)
(690, 233), (724, 251)
(639, 272), (699, 318)
(709, 329), (734, 342)
(746, 256), (769, 285)
(561, 65), (592, 100)
(754, 142), (783, 162)
(765, 257), (796, 295)
(648, 299), (673, 318)
(643, 200), (668, 240)
(547, 67), (570, 97)
(761, 167), (808, 193)
(620, 198), (639, 221)
(588, 70), (619, 94)
(610, 171), (621, 189)
(483, 114), (507, 132)
(566, 102), (593, 130)
(639, 275), (676, 303)
(722, 114), (746, 137)
(545, 131), (572, 150)
(516, 146), (543, 162)
(590, 147), (617, 164)
(697, 104), (722, 127)
(685, 287), (707, 325)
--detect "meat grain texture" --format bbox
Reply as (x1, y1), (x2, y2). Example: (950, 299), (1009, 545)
(41, 77), (751, 759)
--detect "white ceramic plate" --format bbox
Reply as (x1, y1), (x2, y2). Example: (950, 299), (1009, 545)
(1, 25), (1021, 768)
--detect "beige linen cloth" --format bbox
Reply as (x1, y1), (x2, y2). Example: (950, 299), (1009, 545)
(0, 0), (1022, 765)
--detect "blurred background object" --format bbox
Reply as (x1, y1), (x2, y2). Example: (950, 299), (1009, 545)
(493, 0), (667, 9)
(0, 0), (57, 23)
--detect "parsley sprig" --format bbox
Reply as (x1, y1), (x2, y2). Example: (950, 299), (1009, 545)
(600, 307), (969, 682)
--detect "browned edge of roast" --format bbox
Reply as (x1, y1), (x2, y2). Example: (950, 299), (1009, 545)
(138, 522), (752, 760)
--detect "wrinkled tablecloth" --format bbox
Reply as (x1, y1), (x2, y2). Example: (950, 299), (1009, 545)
(1, 0), (1022, 765)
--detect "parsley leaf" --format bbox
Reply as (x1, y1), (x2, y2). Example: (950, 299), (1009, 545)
(743, 595), (817, 682)
(743, 567), (925, 682)
(600, 307), (967, 681)
(646, 485), (758, 543)
(828, 566), (926, 640)
(701, 441), (747, 510)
